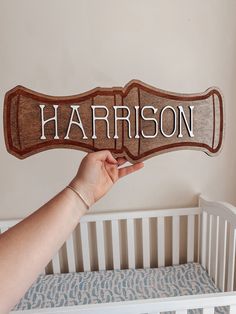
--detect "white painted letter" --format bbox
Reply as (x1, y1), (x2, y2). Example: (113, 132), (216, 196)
(135, 106), (140, 139)
(91, 106), (110, 139)
(114, 106), (131, 139)
(160, 106), (176, 138)
(64, 105), (88, 139)
(40, 104), (59, 140)
(178, 105), (194, 138)
(141, 106), (158, 138)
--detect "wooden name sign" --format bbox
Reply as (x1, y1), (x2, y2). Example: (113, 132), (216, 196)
(3, 80), (224, 163)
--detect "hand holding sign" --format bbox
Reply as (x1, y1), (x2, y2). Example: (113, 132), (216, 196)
(68, 150), (144, 208)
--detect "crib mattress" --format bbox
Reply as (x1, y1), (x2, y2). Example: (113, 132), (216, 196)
(14, 262), (227, 313)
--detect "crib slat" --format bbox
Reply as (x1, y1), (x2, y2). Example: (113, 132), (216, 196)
(111, 220), (121, 270)
(201, 211), (207, 268)
(227, 225), (236, 291)
(127, 219), (135, 269)
(66, 233), (76, 272)
(218, 218), (227, 291)
(96, 221), (106, 270)
(197, 213), (201, 263)
(52, 252), (60, 274)
(207, 214), (212, 274)
(142, 217), (150, 268)
(187, 214), (195, 262)
(80, 222), (91, 272)
(203, 308), (214, 314)
(210, 215), (219, 284)
(172, 216), (180, 265)
(230, 305), (236, 313)
(157, 217), (165, 267)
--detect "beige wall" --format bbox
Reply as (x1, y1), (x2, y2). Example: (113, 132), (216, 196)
(1, 0), (236, 220)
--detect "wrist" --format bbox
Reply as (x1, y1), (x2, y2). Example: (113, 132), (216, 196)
(68, 179), (95, 207)
(66, 185), (90, 210)
(63, 187), (88, 219)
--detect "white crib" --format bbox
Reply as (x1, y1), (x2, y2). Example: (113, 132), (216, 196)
(2, 195), (236, 313)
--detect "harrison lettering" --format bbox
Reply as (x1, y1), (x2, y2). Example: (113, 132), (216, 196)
(39, 104), (194, 140)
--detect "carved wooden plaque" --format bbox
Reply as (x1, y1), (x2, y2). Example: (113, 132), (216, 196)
(3, 80), (224, 163)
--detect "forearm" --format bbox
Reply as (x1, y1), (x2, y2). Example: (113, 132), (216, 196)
(0, 150), (143, 314)
(0, 187), (86, 313)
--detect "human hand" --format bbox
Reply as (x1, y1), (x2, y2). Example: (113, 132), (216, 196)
(68, 150), (144, 207)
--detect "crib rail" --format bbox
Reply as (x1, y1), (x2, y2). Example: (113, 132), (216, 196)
(2, 196), (236, 294)
(0, 206), (202, 274)
(199, 195), (236, 292)
(80, 207), (201, 272)
(10, 291), (236, 313)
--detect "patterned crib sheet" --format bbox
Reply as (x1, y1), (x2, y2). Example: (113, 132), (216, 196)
(14, 262), (228, 313)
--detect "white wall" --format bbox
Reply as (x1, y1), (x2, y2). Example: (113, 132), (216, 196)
(1, 0), (236, 219)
